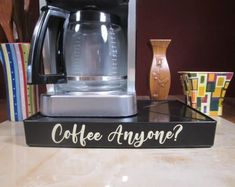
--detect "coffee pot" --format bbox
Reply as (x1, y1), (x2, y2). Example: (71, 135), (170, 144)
(27, 0), (137, 117)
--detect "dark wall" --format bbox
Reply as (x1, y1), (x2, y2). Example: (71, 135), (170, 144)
(0, 25), (7, 99)
(1, 0), (235, 99)
(0, 1), (39, 99)
(0, 65), (5, 98)
(136, 0), (235, 96)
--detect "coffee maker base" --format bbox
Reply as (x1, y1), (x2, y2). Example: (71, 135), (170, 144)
(40, 93), (137, 117)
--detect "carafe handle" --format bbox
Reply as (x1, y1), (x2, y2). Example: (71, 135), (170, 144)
(27, 6), (68, 84)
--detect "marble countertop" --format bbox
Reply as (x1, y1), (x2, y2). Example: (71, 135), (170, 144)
(0, 117), (235, 187)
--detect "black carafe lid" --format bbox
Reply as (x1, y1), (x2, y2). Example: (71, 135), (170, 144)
(46, 0), (128, 11)
(69, 9), (121, 25)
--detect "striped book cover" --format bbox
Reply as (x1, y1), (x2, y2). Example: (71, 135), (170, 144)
(0, 43), (38, 121)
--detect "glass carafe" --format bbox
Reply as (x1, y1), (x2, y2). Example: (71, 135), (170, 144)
(55, 10), (127, 93)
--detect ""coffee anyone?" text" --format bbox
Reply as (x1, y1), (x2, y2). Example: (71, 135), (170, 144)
(51, 123), (183, 147)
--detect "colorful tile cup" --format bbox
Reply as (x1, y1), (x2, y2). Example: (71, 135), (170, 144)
(0, 43), (38, 121)
(178, 71), (234, 116)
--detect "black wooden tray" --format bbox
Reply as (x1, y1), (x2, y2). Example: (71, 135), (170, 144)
(23, 100), (217, 148)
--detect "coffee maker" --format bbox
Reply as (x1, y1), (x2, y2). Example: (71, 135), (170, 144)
(27, 0), (137, 117)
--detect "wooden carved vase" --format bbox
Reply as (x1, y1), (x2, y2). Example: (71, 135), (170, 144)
(149, 39), (171, 100)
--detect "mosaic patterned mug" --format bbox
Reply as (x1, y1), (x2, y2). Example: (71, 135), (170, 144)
(0, 43), (38, 121)
(179, 71), (234, 116)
